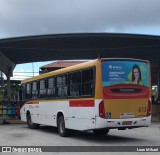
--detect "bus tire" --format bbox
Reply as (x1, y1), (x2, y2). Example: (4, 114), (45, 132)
(26, 113), (39, 129)
(93, 129), (109, 135)
(57, 116), (70, 137)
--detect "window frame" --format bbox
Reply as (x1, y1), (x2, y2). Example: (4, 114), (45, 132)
(22, 66), (95, 101)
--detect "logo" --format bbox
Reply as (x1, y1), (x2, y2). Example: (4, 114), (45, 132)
(2, 147), (11, 152)
(106, 112), (111, 119)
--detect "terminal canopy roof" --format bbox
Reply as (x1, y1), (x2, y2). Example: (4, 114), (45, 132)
(0, 33), (160, 84)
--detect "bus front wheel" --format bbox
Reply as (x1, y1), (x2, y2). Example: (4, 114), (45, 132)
(57, 116), (70, 137)
(93, 129), (109, 135)
(26, 113), (39, 129)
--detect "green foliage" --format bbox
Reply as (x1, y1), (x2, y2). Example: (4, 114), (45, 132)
(0, 83), (22, 104)
(0, 88), (4, 104)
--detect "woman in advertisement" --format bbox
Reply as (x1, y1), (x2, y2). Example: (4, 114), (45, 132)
(132, 64), (143, 85)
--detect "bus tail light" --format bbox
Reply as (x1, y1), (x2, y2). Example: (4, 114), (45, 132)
(99, 100), (105, 118)
(147, 99), (152, 116)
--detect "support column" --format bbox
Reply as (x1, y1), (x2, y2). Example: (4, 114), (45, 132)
(7, 75), (11, 105)
(0, 51), (15, 77)
(158, 74), (160, 100)
(0, 71), (1, 86)
(0, 51), (16, 105)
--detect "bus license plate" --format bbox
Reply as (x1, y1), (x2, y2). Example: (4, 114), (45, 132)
(122, 121), (132, 125)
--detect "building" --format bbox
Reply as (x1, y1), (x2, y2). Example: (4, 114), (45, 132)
(39, 60), (86, 74)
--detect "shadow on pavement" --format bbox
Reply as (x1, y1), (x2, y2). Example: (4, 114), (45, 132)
(25, 125), (145, 144)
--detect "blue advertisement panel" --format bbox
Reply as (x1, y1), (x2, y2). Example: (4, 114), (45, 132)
(102, 60), (149, 87)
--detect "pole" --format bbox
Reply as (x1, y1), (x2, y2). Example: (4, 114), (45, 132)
(2, 72), (4, 86)
(7, 75), (11, 105)
(0, 71), (2, 87)
(32, 62), (34, 77)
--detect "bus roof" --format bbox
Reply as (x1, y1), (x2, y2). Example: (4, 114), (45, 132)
(21, 58), (149, 84)
(21, 59), (97, 84)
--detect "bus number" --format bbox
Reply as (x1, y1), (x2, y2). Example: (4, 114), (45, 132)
(138, 107), (147, 113)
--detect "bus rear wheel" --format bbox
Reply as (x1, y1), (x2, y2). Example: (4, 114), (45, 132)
(27, 113), (39, 129)
(93, 129), (109, 135)
(57, 116), (70, 137)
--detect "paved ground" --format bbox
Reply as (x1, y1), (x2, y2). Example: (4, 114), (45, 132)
(0, 122), (159, 155)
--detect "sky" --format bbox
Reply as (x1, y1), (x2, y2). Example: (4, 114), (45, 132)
(0, 0), (160, 80)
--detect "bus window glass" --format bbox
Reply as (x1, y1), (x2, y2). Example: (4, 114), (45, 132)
(32, 82), (38, 99)
(82, 69), (93, 96)
(40, 80), (46, 97)
(57, 75), (67, 97)
(26, 83), (32, 99)
(32, 82), (37, 91)
(57, 77), (62, 86)
(47, 78), (56, 97)
(26, 83), (31, 92)
(68, 72), (81, 97)
(48, 78), (55, 88)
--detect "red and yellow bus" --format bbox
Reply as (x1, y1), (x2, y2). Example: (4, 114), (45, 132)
(20, 58), (151, 136)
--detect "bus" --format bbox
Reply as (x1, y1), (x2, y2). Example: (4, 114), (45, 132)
(20, 58), (151, 137)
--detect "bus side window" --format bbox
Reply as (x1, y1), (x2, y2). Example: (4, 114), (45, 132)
(26, 83), (32, 99)
(68, 71), (81, 97)
(57, 75), (67, 97)
(32, 82), (38, 99)
(82, 69), (93, 96)
(47, 77), (56, 98)
(39, 80), (46, 98)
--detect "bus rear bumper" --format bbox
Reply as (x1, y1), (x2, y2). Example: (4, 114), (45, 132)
(95, 115), (151, 129)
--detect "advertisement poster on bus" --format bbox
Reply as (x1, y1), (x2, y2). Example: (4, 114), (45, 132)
(102, 60), (149, 87)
